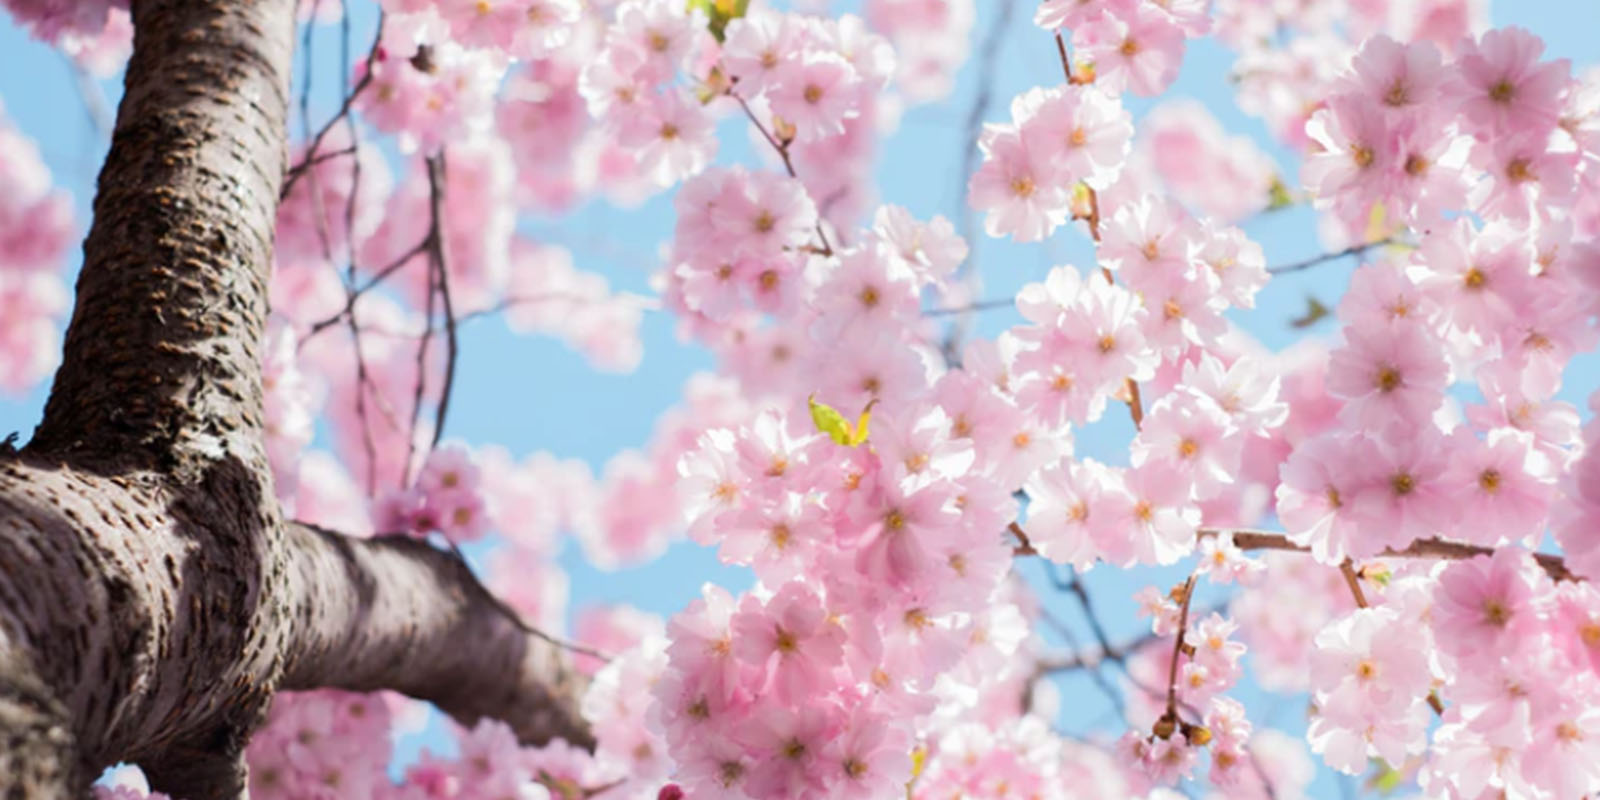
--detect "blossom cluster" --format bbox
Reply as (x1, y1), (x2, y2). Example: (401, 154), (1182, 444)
(1303, 30), (1581, 235)
(1034, 0), (1210, 96)
(11, 0), (1600, 798)
(1, 0), (122, 48)
(659, 403), (1035, 796)
(233, 687), (632, 800)
(967, 83), (1133, 242)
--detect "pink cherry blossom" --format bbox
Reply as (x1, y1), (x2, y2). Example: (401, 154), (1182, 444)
(768, 51), (861, 141)
(1447, 26), (1571, 137)
(1433, 548), (1547, 660)
(1074, 4), (1186, 96)
(967, 125), (1068, 242)
(1325, 318), (1449, 430)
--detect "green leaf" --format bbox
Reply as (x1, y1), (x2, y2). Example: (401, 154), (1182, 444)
(809, 395), (856, 446)
(1289, 295), (1330, 329)
(1267, 176), (1295, 210)
(1368, 759), (1405, 795)
(808, 396), (876, 447)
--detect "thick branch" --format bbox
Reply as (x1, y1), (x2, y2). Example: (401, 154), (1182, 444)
(30, 0), (295, 479)
(0, 456), (286, 798)
(280, 525), (594, 748)
(0, 649), (79, 797)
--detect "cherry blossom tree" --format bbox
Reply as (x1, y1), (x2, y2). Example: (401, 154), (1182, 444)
(2, 0), (1600, 799)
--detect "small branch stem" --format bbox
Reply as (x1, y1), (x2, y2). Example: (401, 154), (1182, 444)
(1205, 529), (1575, 582)
(1266, 238), (1395, 275)
(1163, 575), (1198, 723)
(425, 154), (459, 451)
(1339, 559), (1369, 608)
(280, 13), (385, 200)
(728, 90), (833, 257)
(1055, 33), (1072, 83)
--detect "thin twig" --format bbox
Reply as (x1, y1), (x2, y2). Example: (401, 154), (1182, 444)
(1034, 602), (1226, 675)
(1073, 185), (1140, 429)
(1055, 32), (1073, 83)
(1124, 378), (1144, 429)
(1085, 185), (1104, 245)
(439, 539), (613, 663)
(299, 239), (431, 344)
(1266, 238), (1395, 275)
(1162, 575), (1198, 725)
(1013, 523), (1577, 580)
(923, 298), (1014, 317)
(728, 90), (834, 257)
(1056, 566), (1125, 667)
(1010, 521), (1037, 556)
(403, 154), (448, 486)
(1338, 559), (1369, 608)
(426, 154), (459, 451)
(941, 0), (1017, 365)
(1029, 601), (1128, 718)
(349, 318), (380, 496)
(1039, 561), (1178, 702)
(280, 12), (385, 200)
(1205, 528), (1576, 582)
(1339, 558), (1444, 715)
(66, 58), (112, 135)
(293, 144), (357, 173)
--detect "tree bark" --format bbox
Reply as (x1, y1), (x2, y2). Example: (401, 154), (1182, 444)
(280, 526), (593, 748)
(0, 1), (589, 797)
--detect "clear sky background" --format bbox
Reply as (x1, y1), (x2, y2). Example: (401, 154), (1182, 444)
(3, 1), (1600, 796)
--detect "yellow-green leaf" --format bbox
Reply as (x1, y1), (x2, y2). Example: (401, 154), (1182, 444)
(849, 399), (878, 446)
(688, 0), (748, 42)
(1267, 176), (1295, 210)
(1367, 759), (1404, 795)
(905, 745), (928, 799)
(809, 395), (856, 446)
(809, 396), (876, 447)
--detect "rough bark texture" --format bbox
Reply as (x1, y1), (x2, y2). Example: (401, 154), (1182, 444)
(31, 0), (286, 481)
(281, 526), (592, 747)
(0, 1), (589, 797)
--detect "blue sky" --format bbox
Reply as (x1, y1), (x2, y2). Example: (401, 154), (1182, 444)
(4, 0), (1600, 794)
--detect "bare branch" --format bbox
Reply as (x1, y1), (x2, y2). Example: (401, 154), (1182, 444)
(280, 12), (385, 200)
(1266, 238), (1395, 275)
(1209, 528), (1576, 582)
(728, 89), (834, 257)
(1161, 575), (1198, 726)
(923, 298), (1014, 317)
(426, 154), (461, 451)
(940, 0), (1016, 364)
(1016, 521), (1576, 583)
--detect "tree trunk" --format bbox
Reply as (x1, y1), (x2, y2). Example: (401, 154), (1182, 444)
(0, 2), (589, 797)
